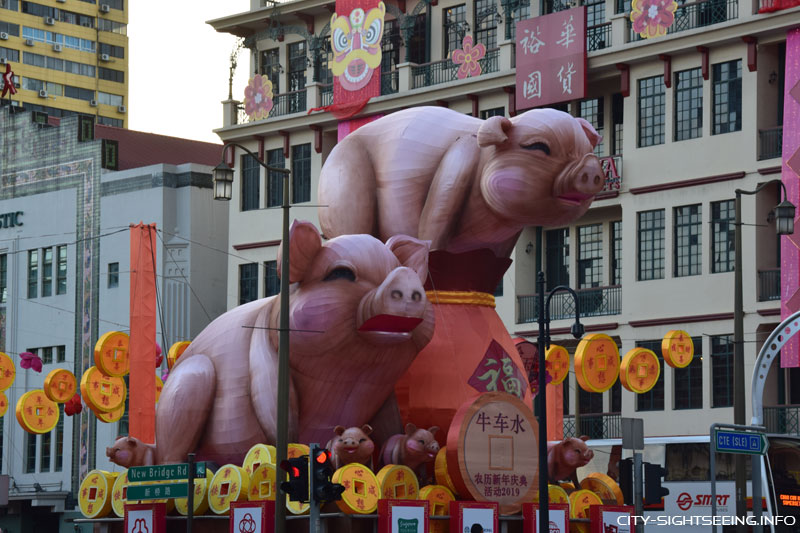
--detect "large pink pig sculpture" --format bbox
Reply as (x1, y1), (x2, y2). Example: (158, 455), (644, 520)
(152, 221), (434, 465)
(318, 107), (604, 440)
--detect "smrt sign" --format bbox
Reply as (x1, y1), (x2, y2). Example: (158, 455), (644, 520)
(515, 7), (587, 110)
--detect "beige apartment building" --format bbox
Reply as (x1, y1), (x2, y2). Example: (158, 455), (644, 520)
(208, 0), (799, 439)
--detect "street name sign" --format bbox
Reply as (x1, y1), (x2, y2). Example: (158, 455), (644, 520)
(128, 462), (206, 483)
(714, 430), (769, 455)
(127, 482), (188, 500)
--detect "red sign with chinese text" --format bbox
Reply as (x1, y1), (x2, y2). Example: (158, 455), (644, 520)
(515, 7), (587, 110)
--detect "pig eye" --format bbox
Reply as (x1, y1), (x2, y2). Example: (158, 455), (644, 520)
(324, 267), (356, 282)
(522, 142), (551, 155)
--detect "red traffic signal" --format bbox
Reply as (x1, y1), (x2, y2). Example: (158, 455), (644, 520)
(279, 456), (309, 503)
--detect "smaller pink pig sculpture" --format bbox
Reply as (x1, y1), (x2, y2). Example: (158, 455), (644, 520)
(547, 435), (594, 485)
(106, 436), (156, 468)
(380, 423), (440, 480)
(328, 425), (375, 470)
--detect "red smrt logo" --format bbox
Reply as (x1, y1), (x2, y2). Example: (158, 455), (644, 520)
(676, 492), (730, 511)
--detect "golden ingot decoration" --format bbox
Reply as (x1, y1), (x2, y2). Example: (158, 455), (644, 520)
(574, 333), (620, 393)
(208, 464), (250, 515)
(16, 389), (59, 433)
(332, 463), (381, 514)
(376, 464), (419, 500)
(80, 366), (126, 413)
(546, 344), (570, 385)
(94, 331), (130, 377)
(620, 347), (661, 394)
(79, 470), (118, 518)
(662, 330), (694, 368)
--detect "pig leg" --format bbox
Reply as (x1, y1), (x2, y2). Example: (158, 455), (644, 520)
(418, 134), (481, 250)
(155, 354), (215, 463)
(368, 393), (405, 448)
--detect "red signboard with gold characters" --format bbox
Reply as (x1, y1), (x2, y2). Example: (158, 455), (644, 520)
(574, 333), (620, 393)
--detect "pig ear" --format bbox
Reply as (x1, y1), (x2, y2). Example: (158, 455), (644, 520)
(576, 117), (602, 149)
(279, 220), (322, 283)
(386, 235), (430, 285)
(361, 424), (373, 436)
(126, 437), (137, 446)
(334, 425), (345, 436)
(429, 426), (440, 435)
(404, 422), (417, 436)
(578, 435), (590, 442)
(477, 115), (513, 147)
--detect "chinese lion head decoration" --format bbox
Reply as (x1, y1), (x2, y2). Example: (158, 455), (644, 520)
(330, 2), (385, 91)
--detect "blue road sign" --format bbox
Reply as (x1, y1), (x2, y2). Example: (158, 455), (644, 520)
(715, 430), (769, 455)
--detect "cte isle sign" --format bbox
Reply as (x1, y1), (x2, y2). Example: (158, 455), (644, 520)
(515, 7), (586, 110)
(714, 430), (769, 455)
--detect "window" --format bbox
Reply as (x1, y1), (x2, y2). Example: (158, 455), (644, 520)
(57, 345), (65, 363)
(96, 116), (123, 128)
(674, 336), (703, 410)
(98, 67), (124, 83)
(407, 14), (427, 64)
(260, 48), (280, 94)
(291, 144), (311, 204)
(674, 204), (702, 277)
(711, 334), (734, 407)
(713, 60), (742, 135)
(264, 260), (280, 298)
(0, 46), (20, 62)
(40, 429), (51, 471)
(578, 387), (604, 438)
(637, 210), (664, 281)
(579, 98), (604, 156)
(474, 0), (497, 50)
(98, 42), (123, 58)
(55, 404), (64, 471)
(97, 92), (123, 107)
(493, 279), (503, 297)
(638, 75), (665, 147)
(239, 263), (258, 305)
(443, 5), (466, 59)
(546, 228), (569, 290)
(0, 253), (6, 303)
(42, 346), (53, 364)
(480, 107), (504, 119)
(288, 41), (306, 93)
(611, 220), (622, 285)
(381, 19), (401, 74)
(711, 200), (735, 273)
(56, 245), (67, 294)
(674, 68), (703, 141)
(0, 0), (19, 10)
(636, 340), (664, 411)
(26, 432), (36, 472)
(28, 249), (38, 298)
(616, 0), (631, 13)
(578, 224), (603, 288)
(0, 21), (19, 36)
(610, 379), (621, 412)
(97, 19), (126, 34)
(108, 262), (119, 288)
(42, 247), (52, 297)
(241, 154), (260, 211)
(266, 148), (285, 208)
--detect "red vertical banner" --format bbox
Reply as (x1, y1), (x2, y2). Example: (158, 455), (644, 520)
(129, 223), (157, 443)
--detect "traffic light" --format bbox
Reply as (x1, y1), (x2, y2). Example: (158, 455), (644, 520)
(618, 458), (633, 505)
(280, 456), (309, 503)
(310, 445), (345, 504)
(643, 462), (669, 505)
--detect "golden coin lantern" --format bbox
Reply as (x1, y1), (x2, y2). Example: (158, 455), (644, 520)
(0, 352), (15, 391)
(287, 443), (309, 459)
(95, 404), (125, 423)
(155, 374), (163, 403)
(80, 366), (126, 413)
(580, 473), (624, 505)
(533, 484), (570, 506)
(248, 463), (277, 501)
(16, 389), (59, 434)
(620, 348), (661, 394)
(376, 464), (419, 500)
(79, 470), (118, 518)
(574, 333), (620, 393)
(569, 489), (603, 533)
(167, 341), (190, 370)
(419, 485), (455, 533)
(94, 331), (130, 377)
(662, 330), (694, 368)
(434, 447), (459, 497)
(111, 470), (139, 517)
(0, 391), (7, 417)
(208, 464), (250, 515)
(175, 468), (213, 516)
(44, 368), (78, 403)
(546, 345), (570, 385)
(243, 443), (276, 476)
(332, 463), (381, 514)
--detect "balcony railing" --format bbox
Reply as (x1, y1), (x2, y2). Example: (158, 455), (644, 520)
(759, 126), (783, 160)
(587, 22), (612, 51)
(321, 83), (333, 106)
(381, 70), (399, 95)
(758, 268), (781, 302)
(269, 89), (307, 117)
(412, 49), (499, 89)
(563, 413), (622, 439)
(764, 405), (800, 436)
(599, 155), (622, 192)
(517, 285), (621, 323)
(629, 0), (737, 41)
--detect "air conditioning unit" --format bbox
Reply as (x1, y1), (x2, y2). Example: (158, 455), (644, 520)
(89, 99), (98, 107)
(0, 58), (7, 65)
(99, 53), (110, 62)
(25, 38), (34, 46)
(0, 32), (8, 40)
(100, 4), (110, 13)
(53, 43), (62, 52)
(44, 16), (56, 25)
(117, 105), (126, 113)
(56, 0), (66, 3)
(38, 89), (48, 98)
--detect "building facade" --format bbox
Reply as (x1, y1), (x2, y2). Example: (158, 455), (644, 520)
(208, 0), (799, 440)
(0, 108), (228, 531)
(0, 0), (128, 128)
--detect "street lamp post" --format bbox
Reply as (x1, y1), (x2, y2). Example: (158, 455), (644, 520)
(214, 143), (292, 533)
(733, 179), (795, 531)
(533, 271), (584, 533)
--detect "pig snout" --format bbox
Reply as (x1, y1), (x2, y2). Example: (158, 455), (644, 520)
(554, 153), (605, 204)
(427, 441), (440, 458)
(357, 266), (427, 342)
